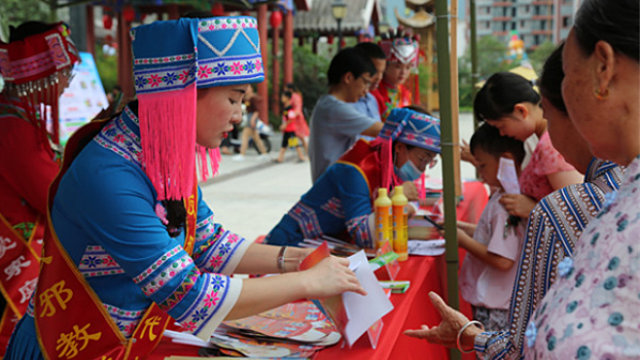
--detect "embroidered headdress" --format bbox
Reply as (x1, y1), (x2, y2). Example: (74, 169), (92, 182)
(130, 16), (264, 201)
(0, 22), (79, 144)
(379, 27), (419, 66)
(375, 107), (440, 189)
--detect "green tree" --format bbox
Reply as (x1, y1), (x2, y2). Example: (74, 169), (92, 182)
(528, 40), (556, 75)
(458, 36), (512, 107)
(94, 45), (119, 94)
(291, 44), (330, 120)
(0, 0), (51, 41)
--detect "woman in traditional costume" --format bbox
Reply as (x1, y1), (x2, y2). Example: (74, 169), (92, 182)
(371, 29), (418, 122)
(0, 21), (78, 355)
(265, 107), (440, 248)
(5, 16), (363, 360)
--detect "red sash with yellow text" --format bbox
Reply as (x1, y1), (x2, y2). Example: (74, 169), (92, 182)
(0, 213), (44, 354)
(34, 118), (199, 360)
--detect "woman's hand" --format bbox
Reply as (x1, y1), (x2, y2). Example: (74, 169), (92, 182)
(499, 193), (536, 218)
(404, 292), (481, 349)
(401, 181), (419, 201)
(302, 256), (366, 299)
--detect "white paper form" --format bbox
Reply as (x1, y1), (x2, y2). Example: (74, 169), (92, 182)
(497, 157), (520, 194)
(343, 250), (394, 347)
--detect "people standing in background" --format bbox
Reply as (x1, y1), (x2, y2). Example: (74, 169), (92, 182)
(233, 85), (269, 161)
(352, 42), (386, 141)
(371, 29), (418, 122)
(0, 21), (78, 355)
(284, 83), (309, 157)
(308, 47), (383, 182)
(275, 90), (305, 163)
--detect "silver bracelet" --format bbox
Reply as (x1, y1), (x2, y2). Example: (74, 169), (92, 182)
(277, 246), (287, 273)
(456, 320), (484, 353)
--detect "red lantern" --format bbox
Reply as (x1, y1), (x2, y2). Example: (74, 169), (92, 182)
(122, 5), (135, 23)
(211, 3), (224, 16)
(269, 10), (282, 29)
(102, 14), (113, 30)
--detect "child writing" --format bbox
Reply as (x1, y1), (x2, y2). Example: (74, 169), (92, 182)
(450, 123), (526, 331)
(275, 90), (306, 163)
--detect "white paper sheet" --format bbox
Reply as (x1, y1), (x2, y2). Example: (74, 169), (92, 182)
(343, 251), (394, 347)
(408, 239), (446, 256)
(497, 157), (521, 194)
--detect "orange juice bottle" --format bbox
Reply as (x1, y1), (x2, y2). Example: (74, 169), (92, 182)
(392, 185), (409, 261)
(374, 188), (393, 249)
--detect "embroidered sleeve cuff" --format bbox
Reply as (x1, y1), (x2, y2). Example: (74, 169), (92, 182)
(187, 278), (242, 341)
(474, 330), (511, 360)
(217, 233), (254, 275)
(193, 217), (254, 275)
(346, 213), (375, 249)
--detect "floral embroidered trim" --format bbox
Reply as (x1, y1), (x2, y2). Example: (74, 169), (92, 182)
(134, 52), (195, 65)
(103, 303), (145, 338)
(174, 273), (230, 334)
(157, 266), (199, 311)
(196, 54), (263, 88)
(196, 215), (216, 243)
(320, 197), (345, 219)
(132, 245), (182, 284)
(140, 253), (193, 297)
(194, 225), (245, 273)
(134, 63), (196, 94)
(78, 245), (125, 278)
(346, 214), (374, 248)
(94, 110), (142, 164)
(288, 202), (323, 240)
(197, 17), (257, 32)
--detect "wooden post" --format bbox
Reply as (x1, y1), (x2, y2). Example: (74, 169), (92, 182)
(272, 24), (281, 116)
(434, 0), (461, 358)
(257, 5), (269, 125)
(450, 0), (461, 199)
(312, 36), (318, 54)
(85, 5), (95, 57)
(283, 10), (294, 86)
(116, 12), (133, 100)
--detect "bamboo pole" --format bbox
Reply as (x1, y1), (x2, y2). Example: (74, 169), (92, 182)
(450, 0), (461, 199)
(470, 0), (479, 130)
(434, 0), (461, 358)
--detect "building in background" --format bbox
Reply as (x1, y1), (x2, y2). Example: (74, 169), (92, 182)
(474, 0), (579, 49)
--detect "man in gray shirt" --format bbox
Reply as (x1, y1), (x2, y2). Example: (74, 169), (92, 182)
(309, 47), (384, 182)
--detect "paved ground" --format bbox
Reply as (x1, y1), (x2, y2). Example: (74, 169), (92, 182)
(200, 112), (477, 242)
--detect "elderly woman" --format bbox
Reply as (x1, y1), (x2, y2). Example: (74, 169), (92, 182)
(404, 0), (638, 357)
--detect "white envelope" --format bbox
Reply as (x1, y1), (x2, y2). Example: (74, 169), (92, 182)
(342, 250), (394, 347)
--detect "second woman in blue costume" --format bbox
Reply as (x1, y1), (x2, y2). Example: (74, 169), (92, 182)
(266, 107), (440, 248)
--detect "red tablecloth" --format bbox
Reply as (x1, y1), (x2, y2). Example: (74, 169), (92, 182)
(151, 254), (474, 360)
(315, 254), (474, 360)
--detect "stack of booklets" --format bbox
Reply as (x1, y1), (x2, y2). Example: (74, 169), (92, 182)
(209, 300), (341, 358)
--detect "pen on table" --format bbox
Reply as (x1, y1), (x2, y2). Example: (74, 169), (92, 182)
(422, 215), (444, 231)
